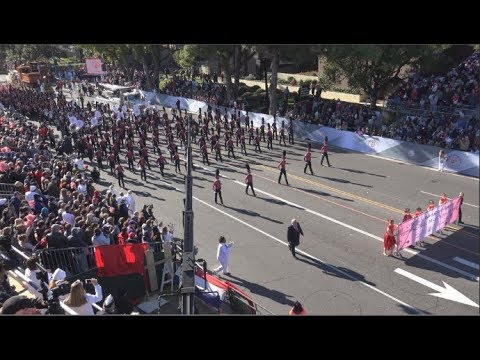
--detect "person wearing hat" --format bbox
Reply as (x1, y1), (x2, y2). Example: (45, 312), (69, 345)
(25, 185), (38, 206)
(289, 301), (306, 315)
(92, 227), (110, 247)
(0, 295), (44, 315)
(97, 289), (133, 315)
(287, 219), (304, 258)
(126, 232), (138, 244)
(10, 191), (22, 218)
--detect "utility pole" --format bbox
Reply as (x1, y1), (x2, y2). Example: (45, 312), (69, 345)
(261, 58), (270, 112)
(181, 114), (195, 314)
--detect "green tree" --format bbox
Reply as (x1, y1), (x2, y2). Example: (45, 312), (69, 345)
(254, 45), (316, 115)
(77, 44), (178, 90)
(173, 44), (258, 101)
(318, 45), (435, 108)
(5, 44), (68, 65)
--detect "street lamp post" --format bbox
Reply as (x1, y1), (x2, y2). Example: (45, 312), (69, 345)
(261, 58), (270, 112)
(181, 115), (195, 314)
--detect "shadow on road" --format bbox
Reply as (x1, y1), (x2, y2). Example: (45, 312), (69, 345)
(397, 303), (430, 315)
(296, 187), (354, 202)
(401, 230), (480, 282)
(260, 196), (304, 210)
(225, 274), (295, 307)
(336, 167), (387, 178)
(223, 205), (283, 224)
(316, 175), (373, 188)
(134, 191), (165, 202)
(94, 178), (112, 187)
(296, 254), (376, 286)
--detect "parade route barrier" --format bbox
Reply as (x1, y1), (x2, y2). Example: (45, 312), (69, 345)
(138, 92), (480, 178)
(397, 197), (461, 251)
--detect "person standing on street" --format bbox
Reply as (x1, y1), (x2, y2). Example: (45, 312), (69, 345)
(287, 219), (304, 258)
(304, 143), (314, 175)
(288, 119), (294, 145)
(245, 164), (256, 197)
(115, 164), (125, 188)
(213, 236), (233, 276)
(457, 192), (464, 225)
(289, 301), (306, 315)
(320, 138), (331, 167)
(438, 149), (447, 172)
(213, 173), (223, 205)
(383, 219), (398, 256)
(278, 150), (289, 185)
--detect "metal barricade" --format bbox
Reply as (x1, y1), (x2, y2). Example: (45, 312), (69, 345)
(0, 182), (18, 193)
(35, 245), (97, 277)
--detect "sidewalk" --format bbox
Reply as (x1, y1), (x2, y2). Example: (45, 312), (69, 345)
(221, 77), (385, 107)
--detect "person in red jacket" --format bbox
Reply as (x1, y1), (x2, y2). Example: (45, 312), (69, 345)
(383, 219), (398, 256)
(138, 157), (147, 181)
(303, 143), (313, 175)
(213, 174), (223, 205)
(426, 200), (435, 211)
(320, 138), (331, 167)
(245, 163), (256, 197)
(439, 193), (448, 205)
(402, 208), (412, 222)
(414, 207), (422, 218)
(278, 150), (289, 185)
(115, 164), (125, 188)
(289, 301), (306, 315)
(156, 151), (168, 177)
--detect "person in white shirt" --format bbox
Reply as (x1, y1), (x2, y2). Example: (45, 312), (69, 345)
(63, 279), (103, 315)
(213, 236), (233, 276)
(25, 185), (38, 203)
(77, 180), (87, 195)
(108, 185), (118, 197)
(24, 257), (41, 289)
(62, 206), (76, 227)
(74, 158), (84, 171)
(125, 190), (136, 215)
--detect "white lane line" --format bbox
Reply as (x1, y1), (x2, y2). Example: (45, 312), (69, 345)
(183, 157), (480, 282)
(193, 196), (423, 314)
(453, 257), (480, 271)
(365, 154), (479, 181)
(420, 191), (479, 208)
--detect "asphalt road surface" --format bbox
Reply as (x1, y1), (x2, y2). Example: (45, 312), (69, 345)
(64, 90), (479, 315)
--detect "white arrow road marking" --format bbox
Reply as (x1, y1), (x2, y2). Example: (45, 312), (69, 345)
(394, 268), (479, 308)
(453, 257), (480, 270)
(420, 191), (479, 208)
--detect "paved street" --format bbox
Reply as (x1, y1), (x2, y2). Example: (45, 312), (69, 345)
(63, 92), (480, 315)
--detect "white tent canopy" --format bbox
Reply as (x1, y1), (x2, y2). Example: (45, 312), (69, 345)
(98, 83), (134, 91)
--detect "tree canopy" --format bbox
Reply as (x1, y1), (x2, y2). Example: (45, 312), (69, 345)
(318, 45), (439, 108)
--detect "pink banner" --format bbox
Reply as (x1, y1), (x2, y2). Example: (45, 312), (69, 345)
(397, 197), (461, 251)
(85, 58), (105, 75)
